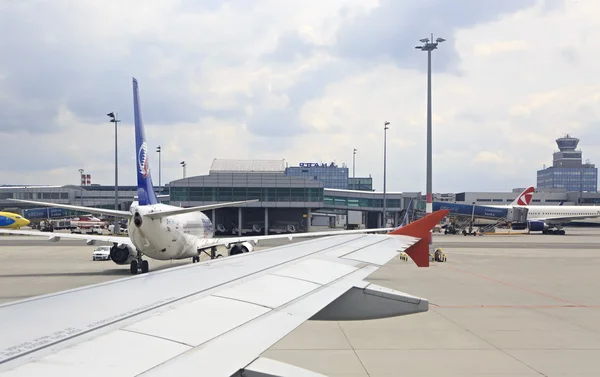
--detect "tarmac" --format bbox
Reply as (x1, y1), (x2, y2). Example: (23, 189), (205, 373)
(1, 229), (600, 376)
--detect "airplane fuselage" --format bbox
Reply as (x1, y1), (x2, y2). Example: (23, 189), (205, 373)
(0, 212), (30, 229)
(523, 205), (600, 222)
(127, 202), (214, 260)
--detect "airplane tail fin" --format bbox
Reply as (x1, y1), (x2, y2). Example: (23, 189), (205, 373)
(132, 78), (159, 206)
(510, 186), (534, 206)
(389, 209), (450, 267)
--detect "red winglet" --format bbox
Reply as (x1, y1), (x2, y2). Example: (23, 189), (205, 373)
(388, 209), (450, 267)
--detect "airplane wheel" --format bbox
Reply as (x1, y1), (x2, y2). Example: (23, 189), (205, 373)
(559, 230), (566, 235)
(216, 254), (223, 258)
(141, 260), (149, 273)
(130, 260), (138, 275)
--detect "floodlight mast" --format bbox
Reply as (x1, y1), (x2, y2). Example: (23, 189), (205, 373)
(415, 33), (445, 214)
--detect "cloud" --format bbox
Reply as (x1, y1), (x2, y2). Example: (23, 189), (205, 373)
(330, 0), (539, 73)
(1, 0), (600, 197)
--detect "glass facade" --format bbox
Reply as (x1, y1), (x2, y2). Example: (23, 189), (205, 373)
(537, 167), (598, 192)
(170, 186), (324, 203)
(537, 135), (598, 192)
(323, 195), (401, 208)
(348, 177), (373, 191)
(285, 165), (349, 189)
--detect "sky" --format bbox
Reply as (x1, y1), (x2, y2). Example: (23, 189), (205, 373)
(1, 0), (599, 193)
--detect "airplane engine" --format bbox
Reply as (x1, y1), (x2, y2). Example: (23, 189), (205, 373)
(528, 220), (547, 232)
(229, 241), (254, 256)
(110, 244), (136, 265)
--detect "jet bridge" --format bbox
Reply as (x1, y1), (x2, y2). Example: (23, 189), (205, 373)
(507, 206), (528, 223)
(432, 202), (508, 219)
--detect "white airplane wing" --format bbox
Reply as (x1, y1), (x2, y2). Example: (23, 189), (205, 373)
(7, 198), (131, 217)
(0, 229), (133, 247)
(0, 210), (448, 377)
(195, 226), (395, 250)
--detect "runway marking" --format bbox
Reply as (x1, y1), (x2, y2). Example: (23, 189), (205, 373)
(446, 265), (588, 307)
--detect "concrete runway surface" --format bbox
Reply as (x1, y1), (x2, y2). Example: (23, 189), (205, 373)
(1, 229), (600, 376)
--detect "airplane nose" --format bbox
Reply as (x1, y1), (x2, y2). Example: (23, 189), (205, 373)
(21, 219), (30, 227)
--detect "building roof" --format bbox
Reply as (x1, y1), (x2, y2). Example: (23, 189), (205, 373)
(209, 159), (285, 173)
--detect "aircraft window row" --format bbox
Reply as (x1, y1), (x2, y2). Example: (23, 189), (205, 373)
(531, 212), (596, 215)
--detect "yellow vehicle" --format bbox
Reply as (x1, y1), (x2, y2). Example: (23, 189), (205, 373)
(430, 248), (447, 262)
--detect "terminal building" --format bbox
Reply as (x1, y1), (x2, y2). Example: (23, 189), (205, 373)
(0, 160), (418, 234)
(170, 159), (417, 234)
(537, 135), (598, 193)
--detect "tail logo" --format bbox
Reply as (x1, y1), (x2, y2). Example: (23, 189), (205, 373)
(138, 141), (149, 178)
(517, 187), (534, 205)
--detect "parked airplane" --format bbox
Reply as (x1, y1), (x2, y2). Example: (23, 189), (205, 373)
(510, 189), (600, 234)
(0, 212), (30, 229)
(2, 77), (404, 274)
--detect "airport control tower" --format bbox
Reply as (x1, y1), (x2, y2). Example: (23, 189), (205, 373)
(537, 135), (597, 192)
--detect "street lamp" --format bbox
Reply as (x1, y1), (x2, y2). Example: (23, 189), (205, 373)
(156, 146), (162, 193)
(107, 112), (121, 234)
(180, 161), (186, 178)
(78, 168), (84, 205)
(383, 121), (390, 227)
(415, 34), (445, 214)
(352, 148), (357, 181)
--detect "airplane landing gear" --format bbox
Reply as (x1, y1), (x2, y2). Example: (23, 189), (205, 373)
(192, 256), (200, 263)
(197, 246), (223, 261)
(130, 250), (149, 274)
(542, 229), (566, 235)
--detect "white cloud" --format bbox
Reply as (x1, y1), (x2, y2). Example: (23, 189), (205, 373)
(2, 0), (600, 195)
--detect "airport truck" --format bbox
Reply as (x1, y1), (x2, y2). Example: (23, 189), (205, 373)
(344, 210), (363, 230)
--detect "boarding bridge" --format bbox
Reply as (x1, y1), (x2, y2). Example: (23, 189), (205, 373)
(507, 207), (528, 223)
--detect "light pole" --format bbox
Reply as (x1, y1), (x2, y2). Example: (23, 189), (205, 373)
(383, 121), (390, 227)
(156, 146), (162, 193)
(180, 161), (186, 178)
(78, 169), (84, 206)
(353, 148), (357, 181)
(107, 112), (121, 234)
(416, 34), (445, 214)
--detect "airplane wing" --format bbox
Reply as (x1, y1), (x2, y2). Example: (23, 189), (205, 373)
(7, 198), (131, 217)
(0, 210), (448, 377)
(144, 199), (259, 219)
(0, 229), (133, 246)
(196, 226), (394, 249)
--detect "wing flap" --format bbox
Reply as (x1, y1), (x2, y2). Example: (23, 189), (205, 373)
(310, 282), (428, 321)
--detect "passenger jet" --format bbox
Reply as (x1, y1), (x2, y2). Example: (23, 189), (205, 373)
(3, 78), (409, 274)
(0, 212), (30, 229)
(510, 188), (600, 235)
